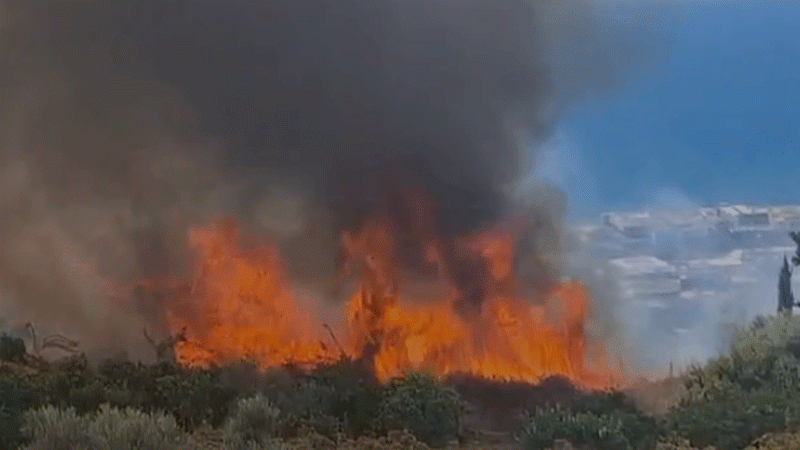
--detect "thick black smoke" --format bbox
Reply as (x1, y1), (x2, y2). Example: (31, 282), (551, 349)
(44, 0), (662, 232)
(0, 0), (665, 358)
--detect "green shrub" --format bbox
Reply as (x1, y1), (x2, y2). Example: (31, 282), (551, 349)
(520, 405), (659, 450)
(518, 391), (660, 450)
(0, 333), (27, 362)
(305, 361), (382, 438)
(257, 362), (382, 440)
(153, 368), (237, 429)
(90, 404), (180, 450)
(20, 403), (179, 450)
(653, 433), (705, 450)
(684, 342), (800, 403)
(19, 405), (95, 450)
(670, 314), (800, 450)
(744, 427), (800, 450)
(224, 393), (283, 450)
(334, 429), (429, 450)
(0, 375), (47, 450)
(669, 384), (797, 450)
(267, 378), (345, 439)
(377, 372), (467, 448)
(5, 358), (238, 438)
(732, 314), (800, 360)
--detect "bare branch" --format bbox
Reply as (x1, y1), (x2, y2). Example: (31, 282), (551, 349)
(323, 323), (346, 358)
(25, 322), (38, 355)
(143, 327), (158, 349)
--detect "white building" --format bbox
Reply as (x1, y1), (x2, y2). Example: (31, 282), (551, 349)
(607, 256), (681, 297)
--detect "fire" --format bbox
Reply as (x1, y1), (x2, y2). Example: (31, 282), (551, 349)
(166, 218), (338, 369)
(152, 194), (616, 388)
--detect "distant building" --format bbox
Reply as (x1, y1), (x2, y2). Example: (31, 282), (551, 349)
(679, 250), (743, 291)
(607, 256), (681, 297)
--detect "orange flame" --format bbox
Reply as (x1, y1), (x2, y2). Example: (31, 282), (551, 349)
(155, 196), (617, 389)
(166, 218), (338, 370)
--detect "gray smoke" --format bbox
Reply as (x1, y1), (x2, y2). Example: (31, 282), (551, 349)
(0, 0), (666, 359)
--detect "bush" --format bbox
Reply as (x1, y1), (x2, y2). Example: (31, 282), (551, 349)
(265, 377), (345, 440)
(669, 384), (797, 450)
(90, 404), (180, 450)
(519, 391), (660, 450)
(732, 314), (800, 360)
(670, 314), (800, 450)
(653, 434), (706, 450)
(19, 405), (94, 450)
(0, 333), (27, 362)
(20, 403), (179, 450)
(744, 427), (800, 450)
(305, 361), (382, 438)
(378, 372), (467, 448)
(684, 343), (800, 403)
(520, 405), (659, 450)
(334, 429), (429, 450)
(22, 358), (237, 430)
(261, 363), (382, 440)
(224, 393), (283, 450)
(150, 367), (238, 429)
(0, 375), (47, 450)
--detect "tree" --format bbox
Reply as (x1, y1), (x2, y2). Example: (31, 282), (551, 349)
(778, 232), (800, 314)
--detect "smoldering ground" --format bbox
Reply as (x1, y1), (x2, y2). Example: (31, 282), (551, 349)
(0, 0), (668, 361)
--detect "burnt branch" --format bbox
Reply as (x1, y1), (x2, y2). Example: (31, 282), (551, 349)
(323, 323), (346, 359)
(25, 323), (79, 357)
(143, 327), (187, 363)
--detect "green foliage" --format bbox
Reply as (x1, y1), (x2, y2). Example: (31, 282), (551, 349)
(668, 384), (796, 450)
(0, 375), (47, 450)
(744, 426), (800, 450)
(671, 314), (800, 450)
(519, 394), (660, 450)
(19, 405), (94, 450)
(653, 434), (706, 450)
(732, 314), (800, 360)
(306, 361), (382, 438)
(90, 404), (180, 450)
(0, 356), (238, 445)
(224, 393), (283, 450)
(333, 429), (429, 450)
(0, 332), (27, 362)
(520, 408), (633, 450)
(153, 369), (237, 428)
(20, 403), (179, 450)
(261, 362), (382, 440)
(267, 377), (346, 439)
(377, 372), (467, 448)
(683, 350), (800, 403)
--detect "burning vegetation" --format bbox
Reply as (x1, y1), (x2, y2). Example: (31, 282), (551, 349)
(0, 0), (655, 386)
(119, 189), (615, 389)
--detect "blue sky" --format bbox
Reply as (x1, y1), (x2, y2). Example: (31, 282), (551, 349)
(538, 2), (800, 223)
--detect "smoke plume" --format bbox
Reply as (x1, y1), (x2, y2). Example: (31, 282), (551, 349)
(0, 0), (663, 359)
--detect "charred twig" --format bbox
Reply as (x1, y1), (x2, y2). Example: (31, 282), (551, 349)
(143, 327), (188, 363)
(323, 323), (346, 358)
(42, 334), (79, 348)
(25, 323), (79, 356)
(25, 322), (38, 356)
(42, 335), (79, 353)
(143, 327), (158, 349)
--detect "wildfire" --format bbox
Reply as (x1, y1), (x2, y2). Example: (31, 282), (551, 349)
(166, 218), (338, 370)
(149, 193), (616, 389)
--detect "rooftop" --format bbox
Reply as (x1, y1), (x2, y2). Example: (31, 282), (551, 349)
(608, 256), (677, 276)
